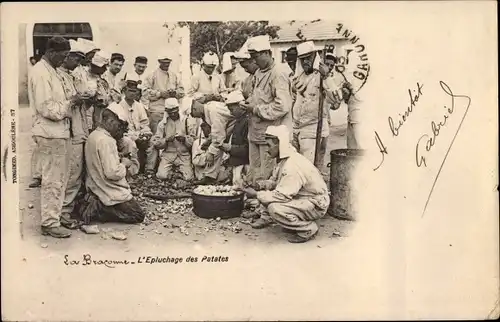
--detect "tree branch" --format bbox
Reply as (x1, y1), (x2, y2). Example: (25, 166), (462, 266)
(215, 36), (220, 58)
(220, 21), (248, 53)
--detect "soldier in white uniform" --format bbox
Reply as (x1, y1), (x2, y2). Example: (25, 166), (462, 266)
(28, 36), (82, 238)
(240, 125), (330, 243)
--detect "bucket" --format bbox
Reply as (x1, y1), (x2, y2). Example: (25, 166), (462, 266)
(327, 149), (365, 221)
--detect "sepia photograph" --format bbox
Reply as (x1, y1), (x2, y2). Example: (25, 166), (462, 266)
(2, 2), (498, 321)
(17, 19), (365, 245)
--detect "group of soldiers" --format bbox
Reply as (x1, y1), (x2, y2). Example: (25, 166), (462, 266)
(28, 34), (360, 243)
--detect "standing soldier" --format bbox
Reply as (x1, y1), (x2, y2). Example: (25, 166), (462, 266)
(118, 79), (155, 174)
(142, 54), (185, 173)
(290, 41), (330, 167)
(57, 39), (91, 229)
(188, 52), (226, 101)
(240, 35), (293, 185)
(142, 54), (185, 136)
(233, 48), (258, 100)
(103, 53), (126, 103)
(221, 52), (240, 92)
(128, 56), (148, 86)
(285, 46), (298, 76)
(343, 83), (362, 149)
(322, 51), (361, 149)
(72, 38), (99, 81)
(28, 36), (82, 238)
(74, 50), (112, 131)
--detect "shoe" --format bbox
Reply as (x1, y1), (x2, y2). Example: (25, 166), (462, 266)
(241, 211), (259, 219)
(287, 231), (318, 243)
(244, 199), (260, 209)
(41, 226), (72, 238)
(28, 178), (42, 188)
(250, 218), (272, 229)
(331, 212), (355, 221)
(281, 227), (295, 233)
(60, 215), (80, 230)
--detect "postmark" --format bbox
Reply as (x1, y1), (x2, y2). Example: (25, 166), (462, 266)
(325, 23), (371, 95)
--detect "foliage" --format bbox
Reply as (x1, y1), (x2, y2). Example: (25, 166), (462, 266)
(165, 21), (280, 63)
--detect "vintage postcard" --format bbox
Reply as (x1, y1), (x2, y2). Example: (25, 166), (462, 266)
(1, 1), (498, 321)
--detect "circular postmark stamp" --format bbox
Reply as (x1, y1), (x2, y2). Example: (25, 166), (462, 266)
(324, 23), (370, 95)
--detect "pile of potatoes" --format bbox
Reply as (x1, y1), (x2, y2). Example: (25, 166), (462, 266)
(193, 185), (241, 197)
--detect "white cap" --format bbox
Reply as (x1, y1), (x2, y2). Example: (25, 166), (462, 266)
(202, 52), (219, 66)
(265, 125), (295, 159)
(77, 38), (99, 54)
(224, 90), (245, 105)
(297, 41), (316, 57)
(69, 39), (85, 56)
(234, 39), (251, 60)
(222, 52), (236, 73)
(158, 52), (173, 62)
(91, 50), (110, 67)
(124, 72), (140, 82)
(165, 97), (180, 110)
(247, 35), (271, 52)
(233, 50), (251, 60)
(106, 102), (128, 122)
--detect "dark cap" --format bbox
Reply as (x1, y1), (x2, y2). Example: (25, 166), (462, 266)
(46, 36), (71, 52)
(111, 53), (125, 62)
(135, 56), (148, 64)
(285, 46), (298, 62)
(286, 46), (297, 55)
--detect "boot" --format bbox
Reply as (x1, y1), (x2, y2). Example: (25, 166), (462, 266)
(41, 226), (72, 238)
(287, 231), (318, 243)
(28, 178), (42, 188)
(60, 214), (80, 230)
(250, 218), (272, 229)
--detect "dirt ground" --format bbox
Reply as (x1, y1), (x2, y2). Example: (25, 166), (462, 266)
(17, 104), (354, 251)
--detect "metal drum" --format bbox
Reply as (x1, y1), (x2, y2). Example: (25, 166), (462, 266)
(327, 149), (365, 221)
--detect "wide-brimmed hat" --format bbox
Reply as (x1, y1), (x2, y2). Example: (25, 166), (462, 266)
(297, 41), (316, 58)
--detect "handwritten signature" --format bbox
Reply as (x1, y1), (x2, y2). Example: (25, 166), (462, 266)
(372, 81), (471, 217)
(416, 81), (471, 216)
